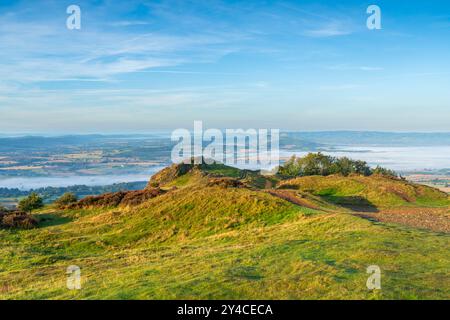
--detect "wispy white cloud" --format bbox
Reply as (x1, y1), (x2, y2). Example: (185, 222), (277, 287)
(277, 2), (355, 38)
(108, 20), (152, 27)
(0, 0), (447, 132)
(0, 8), (246, 84)
(327, 64), (384, 71)
(304, 23), (352, 37)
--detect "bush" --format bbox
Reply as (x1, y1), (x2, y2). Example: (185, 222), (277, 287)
(120, 188), (164, 206)
(371, 166), (398, 178)
(54, 192), (78, 208)
(0, 211), (38, 229)
(206, 177), (244, 188)
(69, 188), (164, 209)
(148, 181), (160, 188)
(18, 192), (44, 213)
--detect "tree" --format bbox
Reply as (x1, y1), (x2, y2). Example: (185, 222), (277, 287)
(54, 192), (78, 208)
(296, 152), (334, 176)
(278, 155), (301, 176)
(278, 153), (335, 177)
(332, 157), (371, 176)
(353, 160), (372, 176)
(331, 157), (353, 176)
(18, 192), (43, 213)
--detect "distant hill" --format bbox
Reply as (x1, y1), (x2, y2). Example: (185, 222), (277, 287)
(283, 131), (450, 146)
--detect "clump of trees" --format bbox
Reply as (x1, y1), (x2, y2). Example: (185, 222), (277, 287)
(278, 153), (397, 178)
(18, 192), (44, 213)
(54, 192), (78, 209)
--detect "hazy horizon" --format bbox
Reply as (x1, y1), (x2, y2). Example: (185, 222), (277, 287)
(1, 130), (450, 136)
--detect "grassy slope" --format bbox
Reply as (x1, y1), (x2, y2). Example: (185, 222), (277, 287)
(277, 174), (450, 207)
(1, 183), (449, 299)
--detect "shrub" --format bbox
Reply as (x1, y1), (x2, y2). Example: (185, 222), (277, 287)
(120, 188), (164, 206)
(0, 211), (38, 229)
(18, 192), (43, 213)
(69, 188), (164, 209)
(148, 181), (160, 188)
(206, 177), (244, 188)
(54, 192), (78, 208)
(371, 166), (398, 178)
(74, 191), (127, 208)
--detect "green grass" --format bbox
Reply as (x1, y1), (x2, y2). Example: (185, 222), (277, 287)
(278, 175), (450, 207)
(1, 184), (449, 300)
(164, 172), (200, 187)
(202, 163), (243, 178)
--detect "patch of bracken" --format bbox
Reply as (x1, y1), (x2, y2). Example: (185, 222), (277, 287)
(120, 188), (165, 206)
(206, 177), (244, 188)
(0, 211), (38, 229)
(68, 188), (165, 209)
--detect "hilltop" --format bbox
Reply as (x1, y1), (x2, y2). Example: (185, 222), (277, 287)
(0, 159), (449, 299)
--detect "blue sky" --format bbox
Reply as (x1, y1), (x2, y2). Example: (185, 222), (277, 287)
(0, 0), (449, 133)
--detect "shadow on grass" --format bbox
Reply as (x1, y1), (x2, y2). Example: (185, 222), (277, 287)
(227, 266), (263, 281)
(320, 195), (379, 213)
(36, 213), (72, 227)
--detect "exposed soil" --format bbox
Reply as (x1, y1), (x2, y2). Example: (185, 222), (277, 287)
(354, 207), (450, 233)
(267, 189), (322, 210)
(269, 190), (450, 233)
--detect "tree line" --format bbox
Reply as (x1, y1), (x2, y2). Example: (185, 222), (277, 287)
(277, 152), (398, 178)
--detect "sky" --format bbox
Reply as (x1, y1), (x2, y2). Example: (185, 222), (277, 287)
(0, 0), (449, 133)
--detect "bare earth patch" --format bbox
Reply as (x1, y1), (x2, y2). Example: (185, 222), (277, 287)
(267, 190), (322, 210)
(355, 207), (450, 233)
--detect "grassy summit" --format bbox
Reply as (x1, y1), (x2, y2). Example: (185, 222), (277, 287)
(0, 159), (449, 299)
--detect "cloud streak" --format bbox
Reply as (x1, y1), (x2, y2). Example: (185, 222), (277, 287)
(304, 23), (352, 37)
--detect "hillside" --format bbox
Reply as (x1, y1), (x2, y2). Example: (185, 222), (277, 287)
(277, 174), (449, 207)
(0, 162), (449, 299)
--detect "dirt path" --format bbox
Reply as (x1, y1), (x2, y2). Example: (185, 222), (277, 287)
(354, 207), (450, 233)
(267, 190), (322, 211)
(268, 189), (449, 233)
